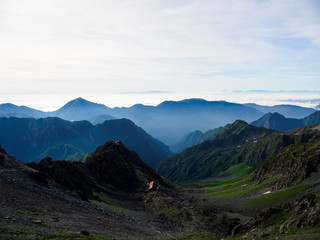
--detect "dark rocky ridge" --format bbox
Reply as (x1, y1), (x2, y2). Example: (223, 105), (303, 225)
(27, 141), (168, 201)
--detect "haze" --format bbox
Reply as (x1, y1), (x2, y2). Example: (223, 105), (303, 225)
(0, 0), (319, 110)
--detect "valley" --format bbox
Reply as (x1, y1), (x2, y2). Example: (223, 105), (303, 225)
(2, 0), (319, 239)
(1, 98), (320, 239)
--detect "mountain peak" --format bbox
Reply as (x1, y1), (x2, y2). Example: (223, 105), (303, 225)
(232, 119), (249, 126)
(53, 98), (111, 121)
(64, 97), (95, 107)
(251, 112), (302, 131)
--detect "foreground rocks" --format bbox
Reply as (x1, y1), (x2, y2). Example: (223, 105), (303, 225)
(230, 191), (320, 240)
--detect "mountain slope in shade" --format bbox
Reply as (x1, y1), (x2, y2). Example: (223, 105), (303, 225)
(34, 144), (86, 162)
(50, 97), (112, 121)
(244, 103), (316, 119)
(0, 117), (171, 167)
(251, 111), (320, 131)
(156, 120), (276, 183)
(170, 127), (224, 153)
(94, 119), (172, 167)
(27, 141), (167, 200)
(0, 145), (27, 170)
(303, 111), (320, 125)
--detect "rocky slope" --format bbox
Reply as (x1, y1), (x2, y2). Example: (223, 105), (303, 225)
(0, 142), (179, 239)
(0, 142), (239, 240)
(253, 124), (320, 190)
(27, 141), (167, 201)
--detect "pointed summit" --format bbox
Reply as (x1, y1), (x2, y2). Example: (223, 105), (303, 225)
(52, 97), (112, 121)
(62, 97), (100, 108)
(251, 112), (302, 131)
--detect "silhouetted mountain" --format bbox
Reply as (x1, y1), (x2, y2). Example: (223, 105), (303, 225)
(0, 103), (46, 118)
(51, 97), (112, 121)
(170, 127), (224, 153)
(244, 103), (316, 119)
(251, 111), (320, 131)
(156, 120), (276, 182)
(0, 145), (26, 170)
(0, 117), (171, 167)
(27, 141), (167, 201)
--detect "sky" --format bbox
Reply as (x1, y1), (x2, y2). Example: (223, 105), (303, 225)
(0, 0), (320, 110)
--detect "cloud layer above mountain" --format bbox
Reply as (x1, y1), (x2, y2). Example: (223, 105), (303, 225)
(0, 0), (319, 98)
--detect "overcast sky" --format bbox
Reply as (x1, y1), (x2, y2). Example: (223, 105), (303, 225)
(0, 0), (320, 109)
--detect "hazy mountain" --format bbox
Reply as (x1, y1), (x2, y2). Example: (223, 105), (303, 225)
(111, 99), (264, 144)
(88, 114), (116, 125)
(170, 130), (204, 153)
(156, 120), (276, 183)
(251, 111), (320, 131)
(244, 103), (316, 119)
(50, 97), (112, 121)
(170, 127), (224, 153)
(2, 97), (317, 145)
(0, 103), (46, 118)
(1, 98), (264, 144)
(0, 117), (171, 167)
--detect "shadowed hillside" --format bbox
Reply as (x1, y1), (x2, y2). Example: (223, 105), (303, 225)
(0, 117), (171, 167)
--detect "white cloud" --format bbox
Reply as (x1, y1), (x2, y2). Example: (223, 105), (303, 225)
(0, 0), (319, 97)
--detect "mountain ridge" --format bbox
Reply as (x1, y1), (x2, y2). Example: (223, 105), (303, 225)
(0, 117), (171, 167)
(0, 97), (317, 144)
(251, 111), (320, 131)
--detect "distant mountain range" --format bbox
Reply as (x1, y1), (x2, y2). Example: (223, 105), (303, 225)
(0, 117), (171, 167)
(170, 110), (320, 153)
(251, 111), (320, 131)
(244, 103), (316, 119)
(0, 97), (317, 144)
